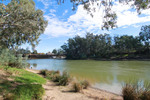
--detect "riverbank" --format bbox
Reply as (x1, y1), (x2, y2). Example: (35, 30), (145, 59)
(0, 66), (123, 100)
(0, 66), (46, 100)
(26, 68), (123, 100)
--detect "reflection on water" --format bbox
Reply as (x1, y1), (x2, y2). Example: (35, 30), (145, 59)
(27, 59), (150, 94)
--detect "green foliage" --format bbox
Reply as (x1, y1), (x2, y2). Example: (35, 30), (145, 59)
(61, 33), (146, 59)
(0, 0), (47, 48)
(0, 49), (28, 68)
(114, 35), (142, 53)
(40, 70), (70, 86)
(13, 84), (44, 100)
(122, 82), (150, 100)
(40, 70), (61, 82)
(62, 33), (112, 59)
(16, 48), (31, 54)
(140, 25), (150, 42)
(52, 49), (57, 55)
(139, 25), (150, 53)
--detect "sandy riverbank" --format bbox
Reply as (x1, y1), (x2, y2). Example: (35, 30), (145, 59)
(26, 69), (123, 100)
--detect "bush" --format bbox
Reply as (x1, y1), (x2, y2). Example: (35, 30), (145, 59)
(122, 84), (138, 100)
(139, 91), (150, 100)
(51, 74), (61, 82)
(40, 69), (48, 76)
(80, 80), (90, 89)
(72, 82), (82, 92)
(40, 70), (62, 83)
(57, 71), (70, 86)
(122, 82), (150, 100)
(0, 49), (27, 68)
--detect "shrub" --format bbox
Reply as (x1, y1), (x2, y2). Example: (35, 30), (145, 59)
(72, 82), (82, 92)
(40, 69), (48, 76)
(57, 71), (70, 86)
(51, 74), (61, 82)
(122, 84), (138, 100)
(122, 82), (150, 100)
(80, 80), (90, 89)
(139, 91), (150, 100)
(0, 49), (27, 68)
(40, 70), (61, 83)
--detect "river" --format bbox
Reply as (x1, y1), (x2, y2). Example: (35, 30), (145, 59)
(27, 59), (150, 94)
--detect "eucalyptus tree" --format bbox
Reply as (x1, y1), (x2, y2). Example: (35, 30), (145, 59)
(0, 0), (48, 48)
(52, 49), (58, 55)
(139, 25), (150, 43)
(139, 25), (150, 52)
(61, 33), (112, 59)
(114, 35), (143, 53)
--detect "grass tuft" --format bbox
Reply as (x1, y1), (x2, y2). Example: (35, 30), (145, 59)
(122, 84), (138, 100)
(57, 71), (70, 86)
(122, 81), (150, 100)
(72, 82), (82, 92)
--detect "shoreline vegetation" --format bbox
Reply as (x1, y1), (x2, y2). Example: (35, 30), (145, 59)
(27, 54), (150, 61)
(1, 65), (150, 100)
(0, 50), (149, 100)
(0, 66), (123, 100)
(60, 33), (150, 60)
(1, 0), (150, 100)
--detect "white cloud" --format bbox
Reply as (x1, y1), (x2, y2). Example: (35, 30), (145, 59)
(37, 0), (57, 10)
(63, 10), (68, 16)
(44, 1), (150, 37)
(113, 2), (150, 27)
(50, 9), (56, 13)
(44, 15), (75, 37)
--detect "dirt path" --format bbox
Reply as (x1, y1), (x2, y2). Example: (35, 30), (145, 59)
(26, 69), (123, 100)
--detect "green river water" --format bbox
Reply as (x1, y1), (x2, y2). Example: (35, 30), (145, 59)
(27, 59), (150, 94)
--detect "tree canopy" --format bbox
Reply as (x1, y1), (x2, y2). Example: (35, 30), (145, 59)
(0, 0), (48, 48)
(61, 33), (149, 59)
(139, 25), (150, 42)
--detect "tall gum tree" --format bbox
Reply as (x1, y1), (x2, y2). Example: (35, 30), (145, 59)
(0, 0), (48, 48)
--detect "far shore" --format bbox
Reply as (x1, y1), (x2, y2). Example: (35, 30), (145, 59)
(28, 57), (150, 61)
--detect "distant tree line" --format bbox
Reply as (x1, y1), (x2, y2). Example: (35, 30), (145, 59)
(52, 49), (64, 55)
(61, 25), (150, 59)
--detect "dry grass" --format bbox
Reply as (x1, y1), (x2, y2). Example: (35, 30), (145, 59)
(81, 80), (90, 89)
(72, 82), (82, 92)
(122, 81), (150, 100)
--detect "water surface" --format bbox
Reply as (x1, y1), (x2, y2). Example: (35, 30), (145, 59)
(27, 59), (150, 94)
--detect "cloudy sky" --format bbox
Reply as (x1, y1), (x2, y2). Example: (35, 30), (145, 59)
(22, 0), (150, 53)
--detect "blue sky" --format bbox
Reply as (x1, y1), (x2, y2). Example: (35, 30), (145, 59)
(21, 0), (150, 53)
